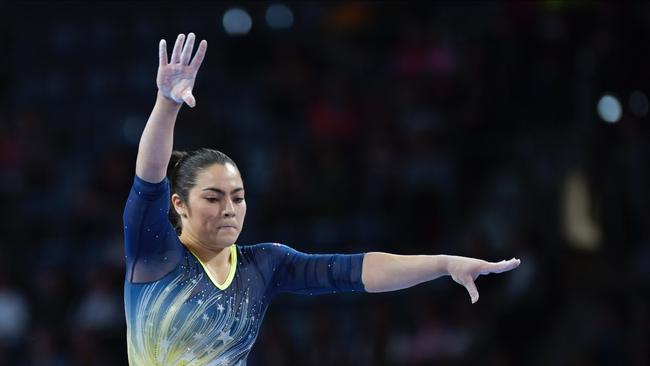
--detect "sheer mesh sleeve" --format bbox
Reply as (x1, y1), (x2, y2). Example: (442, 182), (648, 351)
(252, 243), (366, 296)
(122, 175), (183, 283)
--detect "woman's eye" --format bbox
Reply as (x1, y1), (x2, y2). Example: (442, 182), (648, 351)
(206, 197), (219, 203)
(234, 197), (245, 203)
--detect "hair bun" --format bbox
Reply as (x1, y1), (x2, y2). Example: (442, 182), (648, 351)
(171, 150), (189, 168)
(167, 150), (190, 181)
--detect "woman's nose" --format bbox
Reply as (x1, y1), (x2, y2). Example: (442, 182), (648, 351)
(223, 199), (236, 217)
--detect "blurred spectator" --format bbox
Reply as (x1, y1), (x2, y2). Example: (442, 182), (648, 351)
(0, 270), (30, 361)
(73, 267), (122, 333)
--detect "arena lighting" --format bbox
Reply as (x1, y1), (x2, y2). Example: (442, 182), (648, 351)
(223, 8), (252, 35)
(563, 170), (602, 250)
(629, 90), (649, 117)
(597, 94), (622, 123)
(266, 4), (294, 29)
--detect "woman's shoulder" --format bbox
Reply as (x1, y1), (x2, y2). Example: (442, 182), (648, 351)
(238, 242), (289, 253)
(237, 242), (297, 262)
(127, 174), (170, 201)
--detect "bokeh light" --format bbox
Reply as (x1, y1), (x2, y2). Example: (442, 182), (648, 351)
(223, 8), (252, 35)
(628, 90), (649, 117)
(266, 4), (294, 30)
(597, 94), (622, 123)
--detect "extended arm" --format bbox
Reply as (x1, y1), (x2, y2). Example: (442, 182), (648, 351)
(123, 33), (208, 283)
(135, 33), (207, 183)
(361, 252), (520, 303)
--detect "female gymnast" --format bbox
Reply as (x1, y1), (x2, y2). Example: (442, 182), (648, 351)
(123, 32), (521, 366)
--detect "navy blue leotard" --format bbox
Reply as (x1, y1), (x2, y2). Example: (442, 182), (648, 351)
(123, 175), (366, 365)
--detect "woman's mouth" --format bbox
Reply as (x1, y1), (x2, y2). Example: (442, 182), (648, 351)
(217, 225), (237, 230)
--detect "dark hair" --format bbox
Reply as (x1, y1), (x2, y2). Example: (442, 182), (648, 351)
(167, 148), (240, 234)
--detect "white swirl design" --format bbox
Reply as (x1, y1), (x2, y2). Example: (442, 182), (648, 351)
(127, 273), (255, 366)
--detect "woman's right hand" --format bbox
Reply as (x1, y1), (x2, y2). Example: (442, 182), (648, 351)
(157, 33), (207, 108)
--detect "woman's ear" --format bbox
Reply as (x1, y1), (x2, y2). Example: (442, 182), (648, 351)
(171, 193), (187, 217)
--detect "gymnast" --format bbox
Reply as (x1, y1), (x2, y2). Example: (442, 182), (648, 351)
(122, 32), (521, 366)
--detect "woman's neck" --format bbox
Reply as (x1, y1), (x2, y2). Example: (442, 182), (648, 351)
(179, 231), (231, 268)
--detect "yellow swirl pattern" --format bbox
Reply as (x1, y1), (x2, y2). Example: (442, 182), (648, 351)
(127, 272), (255, 366)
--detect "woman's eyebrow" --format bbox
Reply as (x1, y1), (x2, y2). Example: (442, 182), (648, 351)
(201, 187), (244, 194)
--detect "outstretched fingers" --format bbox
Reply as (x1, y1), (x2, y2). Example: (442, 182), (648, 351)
(451, 257), (521, 304)
(156, 33), (207, 106)
(180, 33), (195, 65)
(170, 33), (186, 64)
(160, 33), (206, 69)
(190, 40), (208, 71)
(482, 258), (521, 275)
(159, 39), (168, 66)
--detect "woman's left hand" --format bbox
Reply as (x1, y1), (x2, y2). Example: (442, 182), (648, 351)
(156, 32), (207, 107)
(446, 256), (521, 304)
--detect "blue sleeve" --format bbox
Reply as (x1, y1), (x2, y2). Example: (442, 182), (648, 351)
(250, 243), (366, 296)
(122, 175), (183, 283)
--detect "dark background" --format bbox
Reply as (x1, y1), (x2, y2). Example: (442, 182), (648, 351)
(1, 1), (648, 365)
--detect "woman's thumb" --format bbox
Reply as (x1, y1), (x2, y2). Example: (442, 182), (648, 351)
(182, 91), (196, 108)
(463, 277), (479, 304)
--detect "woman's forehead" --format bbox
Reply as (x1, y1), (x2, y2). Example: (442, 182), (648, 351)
(194, 163), (243, 188)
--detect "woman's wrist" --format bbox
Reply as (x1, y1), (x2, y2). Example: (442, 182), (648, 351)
(435, 255), (452, 277)
(156, 90), (183, 109)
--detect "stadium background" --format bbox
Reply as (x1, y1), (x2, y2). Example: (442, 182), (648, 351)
(0, 1), (648, 365)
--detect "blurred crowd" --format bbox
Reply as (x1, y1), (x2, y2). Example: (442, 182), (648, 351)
(1, 1), (649, 365)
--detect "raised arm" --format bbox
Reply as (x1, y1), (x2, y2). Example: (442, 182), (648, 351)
(362, 253), (520, 304)
(135, 33), (207, 183)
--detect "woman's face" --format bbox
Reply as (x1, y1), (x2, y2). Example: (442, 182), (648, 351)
(174, 162), (247, 249)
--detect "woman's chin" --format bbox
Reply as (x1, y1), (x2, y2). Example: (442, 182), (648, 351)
(214, 232), (239, 246)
